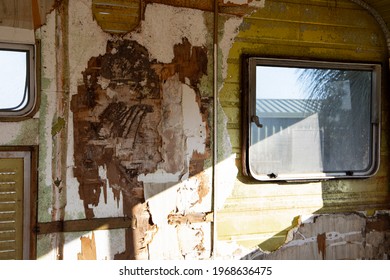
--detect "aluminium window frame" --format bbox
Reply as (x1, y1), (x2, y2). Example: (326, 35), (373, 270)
(0, 42), (37, 120)
(241, 56), (382, 182)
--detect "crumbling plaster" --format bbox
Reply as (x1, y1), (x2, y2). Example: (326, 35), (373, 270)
(129, 4), (208, 63)
(36, 0), (219, 259)
(35, 0), (110, 223)
(244, 212), (390, 260)
(4, 0), (387, 260)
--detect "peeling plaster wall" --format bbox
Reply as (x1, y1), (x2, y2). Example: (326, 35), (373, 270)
(244, 213), (390, 260)
(35, 0), (213, 260)
(69, 35), (211, 258)
(2, 0), (390, 260)
(130, 4), (208, 63)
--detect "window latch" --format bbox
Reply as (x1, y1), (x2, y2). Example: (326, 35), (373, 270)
(251, 115), (263, 128)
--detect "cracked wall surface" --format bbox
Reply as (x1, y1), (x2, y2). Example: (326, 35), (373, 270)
(1, 0), (390, 260)
(244, 213), (390, 260)
(33, 0), (214, 260)
(70, 36), (211, 259)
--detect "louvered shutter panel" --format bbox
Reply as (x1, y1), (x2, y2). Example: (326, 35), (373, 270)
(0, 158), (24, 260)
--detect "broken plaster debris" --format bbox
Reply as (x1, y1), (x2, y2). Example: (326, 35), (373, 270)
(242, 213), (390, 260)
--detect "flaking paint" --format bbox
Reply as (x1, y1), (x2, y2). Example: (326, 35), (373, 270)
(3, 0), (389, 260)
(244, 213), (390, 259)
(63, 0), (212, 258)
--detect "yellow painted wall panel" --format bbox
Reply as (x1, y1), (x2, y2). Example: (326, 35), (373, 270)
(253, 1), (374, 27)
(218, 211), (301, 238)
(217, 0), (389, 251)
(221, 107), (240, 125)
(225, 128), (241, 151)
(219, 82), (241, 102)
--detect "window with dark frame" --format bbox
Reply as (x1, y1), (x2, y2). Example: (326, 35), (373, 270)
(242, 57), (381, 181)
(0, 42), (36, 119)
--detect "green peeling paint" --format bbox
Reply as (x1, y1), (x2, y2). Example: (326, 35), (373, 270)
(51, 117), (66, 137)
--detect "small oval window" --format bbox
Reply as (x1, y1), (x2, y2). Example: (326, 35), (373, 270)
(0, 43), (36, 119)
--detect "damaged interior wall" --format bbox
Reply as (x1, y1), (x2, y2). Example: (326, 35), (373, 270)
(244, 213), (390, 260)
(217, 0), (390, 259)
(34, 0), (214, 260)
(0, 0), (389, 260)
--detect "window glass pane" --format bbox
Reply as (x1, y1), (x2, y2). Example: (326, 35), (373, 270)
(249, 64), (373, 178)
(0, 50), (28, 110)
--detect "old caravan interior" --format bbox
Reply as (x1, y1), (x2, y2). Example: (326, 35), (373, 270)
(0, 0), (389, 260)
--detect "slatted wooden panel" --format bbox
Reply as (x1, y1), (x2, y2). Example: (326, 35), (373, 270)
(217, 0), (389, 251)
(0, 158), (24, 260)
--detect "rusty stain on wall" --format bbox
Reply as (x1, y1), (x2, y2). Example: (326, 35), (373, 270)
(317, 232), (326, 260)
(77, 232), (97, 260)
(71, 36), (209, 259)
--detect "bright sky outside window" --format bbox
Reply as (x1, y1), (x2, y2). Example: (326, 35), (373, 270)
(0, 50), (28, 110)
(0, 43), (36, 119)
(242, 58), (381, 181)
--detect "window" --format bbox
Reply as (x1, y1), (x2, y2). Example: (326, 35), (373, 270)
(242, 57), (381, 181)
(0, 151), (33, 259)
(0, 43), (36, 119)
